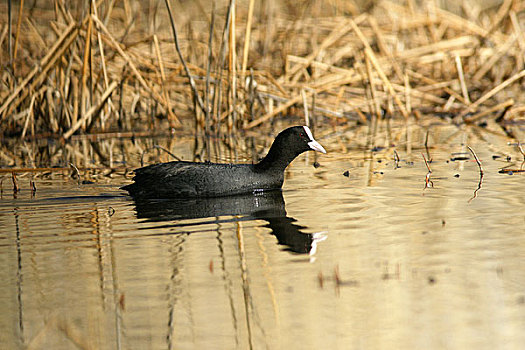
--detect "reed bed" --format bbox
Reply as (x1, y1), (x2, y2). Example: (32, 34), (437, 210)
(1, 0), (525, 170)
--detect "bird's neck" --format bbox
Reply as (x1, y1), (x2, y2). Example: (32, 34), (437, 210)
(254, 143), (297, 172)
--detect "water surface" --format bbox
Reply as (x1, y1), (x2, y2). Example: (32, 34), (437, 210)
(1, 124), (524, 349)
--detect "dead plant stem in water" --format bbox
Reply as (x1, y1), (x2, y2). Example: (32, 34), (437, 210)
(422, 153), (433, 189)
(467, 146), (484, 203)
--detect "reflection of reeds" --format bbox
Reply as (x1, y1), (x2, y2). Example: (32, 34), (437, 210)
(1, 1), (525, 169)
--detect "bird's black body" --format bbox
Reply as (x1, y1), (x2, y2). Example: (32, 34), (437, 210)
(121, 126), (326, 198)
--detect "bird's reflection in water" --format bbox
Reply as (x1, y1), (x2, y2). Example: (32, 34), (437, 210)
(131, 191), (325, 255)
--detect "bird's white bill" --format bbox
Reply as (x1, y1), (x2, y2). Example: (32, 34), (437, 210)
(308, 139), (327, 153)
(303, 125), (327, 153)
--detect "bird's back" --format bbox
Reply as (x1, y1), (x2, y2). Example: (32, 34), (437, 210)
(122, 161), (284, 198)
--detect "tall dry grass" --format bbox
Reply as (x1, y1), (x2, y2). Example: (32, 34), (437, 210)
(0, 0), (524, 170)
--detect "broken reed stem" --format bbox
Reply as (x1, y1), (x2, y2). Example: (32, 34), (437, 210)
(517, 142), (525, 160)
(467, 146), (484, 203)
(12, 172), (19, 193)
(424, 129), (431, 161)
(422, 153), (432, 172)
(422, 153), (433, 188)
(30, 179), (36, 195)
(518, 141), (525, 161)
(393, 149), (400, 169)
(467, 146), (484, 176)
(69, 163), (81, 185)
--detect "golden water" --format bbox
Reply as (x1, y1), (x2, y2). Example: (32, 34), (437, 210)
(1, 124), (524, 349)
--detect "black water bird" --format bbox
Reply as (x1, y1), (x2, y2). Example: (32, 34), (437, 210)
(121, 125), (326, 198)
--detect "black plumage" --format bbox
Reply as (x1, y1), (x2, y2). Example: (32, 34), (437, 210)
(121, 126), (326, 198)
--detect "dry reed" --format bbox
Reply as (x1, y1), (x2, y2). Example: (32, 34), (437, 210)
(0, 0), (525, 170)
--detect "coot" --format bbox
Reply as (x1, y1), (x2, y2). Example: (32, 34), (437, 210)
(121, 125), (326, 198)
